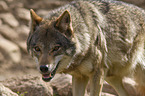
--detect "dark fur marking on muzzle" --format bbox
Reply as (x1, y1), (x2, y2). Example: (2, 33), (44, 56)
(42, 62), (60, 82)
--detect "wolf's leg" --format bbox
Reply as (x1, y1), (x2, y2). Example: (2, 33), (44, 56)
(134, 64), (145, 96)
(106, 76), (129, 96)
(72, 75), (89, 96)
(89, 68), (106, 96)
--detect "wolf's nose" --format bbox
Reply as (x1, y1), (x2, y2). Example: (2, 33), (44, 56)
(40, 65), (48, 73)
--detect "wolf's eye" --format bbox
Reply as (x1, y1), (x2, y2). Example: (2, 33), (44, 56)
(34, 46), (41, 52)
(52, 46), (60, 52)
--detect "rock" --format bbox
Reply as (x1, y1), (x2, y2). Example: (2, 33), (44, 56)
(50, 74), (72, 96)
(25, 1), (68, 9)
(141, 4), (145, 9)
(16, 41), (27, 53)
(9, 2), (24, 9)
(36, 9), (51, 17)
(0, 83), (18, 96)
(0, 25), (19, 40)
(0, 52), (4, 63)
(2, 75), (53, 96)
(0, 35), (21, 63)
(15, 25), (29, 53)
(0, 1), (8, 12)
(0, 19), (2, 26)
(16, 25), (29, 36)
(16, 8), (30, 21)
(4, 0), (14, 3)
(0, 13), (19, 27)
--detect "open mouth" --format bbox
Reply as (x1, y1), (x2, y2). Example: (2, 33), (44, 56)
(42, 62), (59, 82)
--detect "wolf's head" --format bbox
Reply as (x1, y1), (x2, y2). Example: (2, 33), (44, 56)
(27, 9), (76, 82)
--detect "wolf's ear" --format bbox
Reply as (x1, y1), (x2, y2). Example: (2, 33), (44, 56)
(30, 9), (43, 31)
(55, 10), (73, 38)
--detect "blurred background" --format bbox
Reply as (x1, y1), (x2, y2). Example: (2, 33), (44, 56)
(0, 0), (144, 95)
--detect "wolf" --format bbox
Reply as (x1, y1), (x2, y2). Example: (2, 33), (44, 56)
(27, 0), (145, 96)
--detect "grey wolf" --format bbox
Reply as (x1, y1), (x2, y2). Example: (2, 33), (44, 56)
(27, 0), (145, 96)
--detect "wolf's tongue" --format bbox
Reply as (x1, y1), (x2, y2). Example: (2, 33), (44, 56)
(42, 73), (51, 78)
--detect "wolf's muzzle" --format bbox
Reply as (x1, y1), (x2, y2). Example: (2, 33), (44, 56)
(40, 62), (60, 82)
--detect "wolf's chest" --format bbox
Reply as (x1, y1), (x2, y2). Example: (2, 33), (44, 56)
(69, 58), (94, 77)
